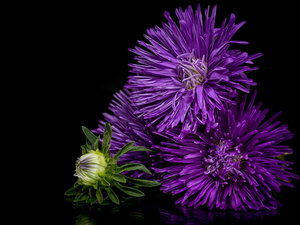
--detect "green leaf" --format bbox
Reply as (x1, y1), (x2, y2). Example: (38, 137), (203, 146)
(109, 173), (126, 183)
(75, 191), (83, 200)
(113, 141), (134, 162)
(129, 146), (154, 152)
(112, 180), (145, 197)
(94, 135), (101, 152)
(82, 185), (89, 191)
(82, 126), (97, 146)
(88, 186), (93, 197)
(106, 186), (120, 205)
(64, 185), (81, 196)
(77, 194), (88, 202)
(100, 196), (110, 205)
(98, 176), (110, 186)
(90, 195), (97, 205)
(96, 190), (103, 204)
(104, 165), (113, 174)
(102, 123), (112, 156)
(113, 143), (153, 162)
(108, 158), (117, 165)
(86, 139), (92, 150)
(93, 182), (98, 190)
(124, 176), (161, 187)
(115, 163), (152, 175)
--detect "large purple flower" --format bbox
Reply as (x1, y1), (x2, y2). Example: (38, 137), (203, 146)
(153, 90), (299, 210)
(125, 4), (262, 137)
(92, 89), (164, 180)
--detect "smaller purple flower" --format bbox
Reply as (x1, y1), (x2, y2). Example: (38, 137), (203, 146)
(92, 89), (165, 180)
(153, 90), (299, 210)
(126, 4), (262, 137)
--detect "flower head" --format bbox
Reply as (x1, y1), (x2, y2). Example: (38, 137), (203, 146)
(65, 124), (160, 206)
(74, 151), (107, 186)
(125, 4), (262, 137)
(153, 90), (299, 210)
(92, 89), (165, 180)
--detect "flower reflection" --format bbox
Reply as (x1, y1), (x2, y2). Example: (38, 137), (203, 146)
(159, 205), (278, 225)
(75, 214), (97, 225)
(67, 188), (278, 225)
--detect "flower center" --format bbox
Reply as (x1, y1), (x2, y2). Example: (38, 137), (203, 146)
(176, 51), (207, 89)
(202, 139), (247, 182)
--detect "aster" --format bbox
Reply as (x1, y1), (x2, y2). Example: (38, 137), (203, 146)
(153, 90), (299, 210)
(92, 88), (165, 180)
(125, 4), (262, 137)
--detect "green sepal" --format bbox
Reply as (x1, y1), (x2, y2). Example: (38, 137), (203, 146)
(94, 135), (101, 152)
(86, 139), (92, 150)
(85, 196), (90, 203)
(75, 190), (83, 200)
(109, 173), (126, 183)
(64, 185), (81, 196)
(114, 142), (152, 162)
(124, 176), (161, 187)
(93, 182), (98, 190)
(100, 196), (110, 205)
(82, 126), (97, 147)
(102, 123), (112, 156)
(82, 185), (89, 191)
(113, 141), (134, 162)
(88, 186), (93, 197)
(106, 186), (120, 205)
(76, 194), (88, 202)
(108, 158), (117, 165)
(115, 163), (152, 175)
(96, 189), (103, 204)
(98, 176), (110, 186)
(104, 165), (113, 174)
(81, 145), (88, 155)
(89, 195), (97, 205)
(112, 180), (144, 197)
(130, 146), (154, 152)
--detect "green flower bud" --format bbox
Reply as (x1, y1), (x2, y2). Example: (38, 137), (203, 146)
(74, 151), (107, 186)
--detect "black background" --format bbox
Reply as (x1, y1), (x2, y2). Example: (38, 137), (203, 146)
(23, 0), (299, 224)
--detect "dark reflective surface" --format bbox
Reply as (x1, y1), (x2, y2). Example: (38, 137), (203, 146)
(52, 186), (297, 225)
(159, 206), (278, 225)
(68, 204), (279, 225)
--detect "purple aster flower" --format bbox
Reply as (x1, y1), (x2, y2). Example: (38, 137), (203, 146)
(153, 90), (299, 210)
(92, 89), (164, 180)
(125, 4), (262, 137)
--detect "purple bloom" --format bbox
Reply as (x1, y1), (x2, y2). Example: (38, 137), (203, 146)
(92, 89), (164, 180)
(125, 4), (262, 137)
(153, 90), (299, 210)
